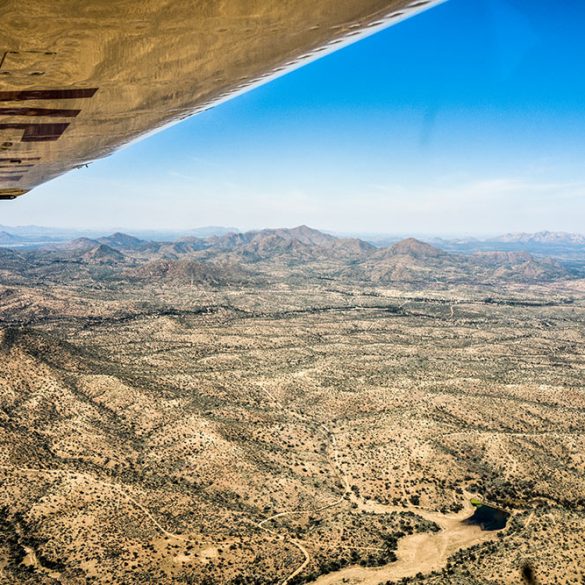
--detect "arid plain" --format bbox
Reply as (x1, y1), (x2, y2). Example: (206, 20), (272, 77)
(1, 227), (584, 584)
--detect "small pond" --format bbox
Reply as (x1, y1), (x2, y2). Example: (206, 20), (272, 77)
(465, 504), (509, 531)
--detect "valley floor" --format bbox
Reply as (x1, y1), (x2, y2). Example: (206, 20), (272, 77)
(1, 280), (585, 584)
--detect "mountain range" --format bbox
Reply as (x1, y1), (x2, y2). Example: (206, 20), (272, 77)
(0, 225), (574, 288)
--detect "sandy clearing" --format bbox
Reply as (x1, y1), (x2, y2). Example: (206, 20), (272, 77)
(310, 501), (498, 585)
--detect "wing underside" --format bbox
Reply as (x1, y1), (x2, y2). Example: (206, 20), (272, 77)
(0, 0), (443, 199)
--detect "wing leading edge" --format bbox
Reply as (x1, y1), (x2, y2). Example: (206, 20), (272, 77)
(0, 0), (444, 199)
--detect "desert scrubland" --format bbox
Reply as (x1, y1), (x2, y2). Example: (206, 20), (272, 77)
(1, 227), (584, 584)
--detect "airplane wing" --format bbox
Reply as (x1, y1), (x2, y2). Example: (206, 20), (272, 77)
(0, 0), (444, 199)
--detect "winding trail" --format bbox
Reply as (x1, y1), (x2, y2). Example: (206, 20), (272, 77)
(255, 510), (312, 585)
(283, 540), (312, 585)
(255, 490), (345, 584)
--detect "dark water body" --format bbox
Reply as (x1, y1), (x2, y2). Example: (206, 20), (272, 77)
(465, 505), (509, 531)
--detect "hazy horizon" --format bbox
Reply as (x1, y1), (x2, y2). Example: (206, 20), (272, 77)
(1, 221), (584, 243)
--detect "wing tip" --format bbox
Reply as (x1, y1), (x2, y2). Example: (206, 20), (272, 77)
(0, 188), (29, 200)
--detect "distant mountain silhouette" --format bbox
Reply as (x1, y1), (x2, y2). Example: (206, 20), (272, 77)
(492, 231), (585, 245)
(155, 238), (208, 258)
(58, 237), (101, 252)
(184, 226), (240, 238)
(98, 232), (149, 251)
(0, 231), (23, 245)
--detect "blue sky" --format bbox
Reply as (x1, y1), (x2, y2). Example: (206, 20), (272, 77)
(4, 0), (585, 235)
